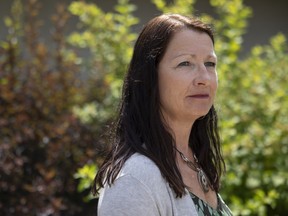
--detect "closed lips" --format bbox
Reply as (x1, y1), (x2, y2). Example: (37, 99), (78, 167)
(188, 94), (209, 98)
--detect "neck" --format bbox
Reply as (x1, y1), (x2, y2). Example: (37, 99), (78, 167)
(164, 117), (195, 155)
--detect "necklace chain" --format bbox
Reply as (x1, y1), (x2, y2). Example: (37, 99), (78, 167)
(174, 147), (212, 193)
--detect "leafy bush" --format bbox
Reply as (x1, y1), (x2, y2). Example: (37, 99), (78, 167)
(1, 0), (287, 215)
(68, 0), (138, 127)
(220, 33), (288, 216)
(72, 0), (288, 215)
(0, 0), (98, 215)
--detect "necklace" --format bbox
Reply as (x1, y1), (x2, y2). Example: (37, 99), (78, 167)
(174, 147), (211, 193)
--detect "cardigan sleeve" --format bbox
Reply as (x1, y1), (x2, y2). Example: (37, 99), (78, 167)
(98, 174), (160, 216)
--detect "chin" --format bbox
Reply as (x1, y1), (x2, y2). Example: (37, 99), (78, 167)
(184, 114), (207, 122)
(193, 109), (210, 116)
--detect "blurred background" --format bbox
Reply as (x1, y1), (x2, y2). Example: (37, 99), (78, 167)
(0, 0), (287, 215)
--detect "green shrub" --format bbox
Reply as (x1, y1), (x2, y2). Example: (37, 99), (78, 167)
(1, 0), (287, 215)
(72, 0), (288, 215)
(0, 1), (97, 215)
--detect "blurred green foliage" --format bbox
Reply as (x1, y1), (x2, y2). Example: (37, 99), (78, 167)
(74, 163), (98, 201)
(71, 0), (287, 215)
(219, 33), (288, 215)
(0, 0), (98, 215)
(68, 0), (138, 128)
(1, 0), (287, 215)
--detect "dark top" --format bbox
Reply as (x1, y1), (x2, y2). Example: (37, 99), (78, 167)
(190, 192), (233, 216)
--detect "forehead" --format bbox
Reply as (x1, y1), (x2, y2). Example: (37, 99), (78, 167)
(164, 29), (215, 59)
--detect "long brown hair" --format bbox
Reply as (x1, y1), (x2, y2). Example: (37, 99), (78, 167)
(93, 14), (225, 197)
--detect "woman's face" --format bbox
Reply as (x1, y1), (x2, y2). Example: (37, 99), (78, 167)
(158, 29), (218, 124)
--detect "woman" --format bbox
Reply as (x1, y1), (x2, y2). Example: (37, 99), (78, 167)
(94, 14), (233, 216)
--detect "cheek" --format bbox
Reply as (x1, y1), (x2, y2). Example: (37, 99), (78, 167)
(158, 73), (183, 110)
(159, 77), (174, 104)
(158, 68), (176, 94)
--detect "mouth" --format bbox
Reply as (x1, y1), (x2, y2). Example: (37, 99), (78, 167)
(188, 94), (210, 99)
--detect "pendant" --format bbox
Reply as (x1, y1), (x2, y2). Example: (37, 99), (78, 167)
(197, 169), (210, 193)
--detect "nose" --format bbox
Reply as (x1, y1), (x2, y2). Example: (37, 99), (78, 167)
(194, 64), (211, 86)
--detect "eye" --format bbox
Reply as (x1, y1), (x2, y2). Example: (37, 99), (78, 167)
(204, 62), (216, 67)
(177, 61), (191, 67)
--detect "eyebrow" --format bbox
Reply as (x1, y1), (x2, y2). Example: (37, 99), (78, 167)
(173, 54), (196, 59)
(172, 53), (217, 60)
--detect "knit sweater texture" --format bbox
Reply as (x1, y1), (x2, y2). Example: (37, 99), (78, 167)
(98, 153), (198, 216)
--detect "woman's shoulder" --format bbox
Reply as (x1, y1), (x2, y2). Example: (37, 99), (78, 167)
(99, 153), (198, 216)
(98, 153), (173, 215)
(120, 153), (164, 184)
(124, 153), (159, 168)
